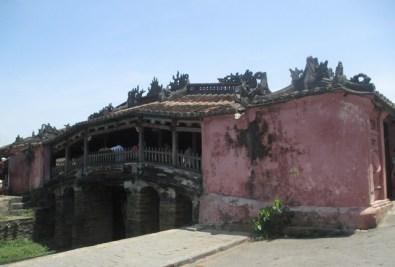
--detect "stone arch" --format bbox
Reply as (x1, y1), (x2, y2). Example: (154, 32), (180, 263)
(139, 186), (160, 234)
(62, 187), (75, 249)
(175, 192), (193, 227)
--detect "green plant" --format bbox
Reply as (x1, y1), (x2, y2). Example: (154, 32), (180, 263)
(0, 238), (53, 264)
(251, 199), (290, 240)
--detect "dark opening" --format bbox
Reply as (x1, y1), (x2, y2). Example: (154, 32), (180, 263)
(111, 187), (127, 240)
(178, 132), (201, 154)
(175, 193), (193, 227)
(69, 140), (83, 159)
(384, 122), (393, 199)
(140, 187), (160, 234)
(144, 128), (172, 148)
(89, 128), (139, 152)
(62, 187), (75, 249)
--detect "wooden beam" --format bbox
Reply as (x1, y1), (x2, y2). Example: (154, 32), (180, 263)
(175, 127), (201, 133)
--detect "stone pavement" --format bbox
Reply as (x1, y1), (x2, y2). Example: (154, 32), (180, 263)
(6, 228), (248, 267)
(187, 206), (395, 267)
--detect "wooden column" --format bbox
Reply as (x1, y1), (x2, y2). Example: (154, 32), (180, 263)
(83, 134), (89, 175)
(65, 143), (70, 173)
(172, 120), (178, 166)
(138, 126), (144, 162)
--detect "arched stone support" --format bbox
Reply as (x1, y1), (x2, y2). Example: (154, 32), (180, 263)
(159, 187), (176, 231)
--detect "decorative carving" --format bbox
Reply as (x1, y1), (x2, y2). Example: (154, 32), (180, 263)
(290, 68), (303, 84)
(289, 57), (332, 90)
(146, 77), (163, 98)
(37, 123), (59, 140)
(159, 72), (189, 100)
(334, 62), (346, 82)
(289, 57), (376, 92)
(15, 135), (23, 143)
(88, 103), (114, 120)
(254, 72), (270, 95)
(127, 86), (145, 107)
(219, 70), (270, 91)
(168, 71), (189, 91)
(226, 70), (271, 106)
(218, 70), (256, 88)
(218, 72), (241, 84)
(160, 88), (171, 100)
(347, 73), (375, 92)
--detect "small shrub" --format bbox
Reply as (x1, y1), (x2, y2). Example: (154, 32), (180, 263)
(251, 199), (290, 240)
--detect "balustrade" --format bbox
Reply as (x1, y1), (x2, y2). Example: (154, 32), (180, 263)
(188, 83), (238, 94)
(52, 147), (201, 177)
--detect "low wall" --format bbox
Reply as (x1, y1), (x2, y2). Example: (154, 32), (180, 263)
(0, 217), (35, 241)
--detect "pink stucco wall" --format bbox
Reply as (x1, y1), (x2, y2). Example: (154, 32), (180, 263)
(200, 91), (390, 228)
(8, 145), (51, 194)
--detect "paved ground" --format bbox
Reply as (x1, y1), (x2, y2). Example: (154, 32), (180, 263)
(6, 206), (395, 266)
(186, 207), (395, 267)
(5, 229), (247, 267)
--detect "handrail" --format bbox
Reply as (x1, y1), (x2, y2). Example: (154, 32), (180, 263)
(52, 147), (201, 177)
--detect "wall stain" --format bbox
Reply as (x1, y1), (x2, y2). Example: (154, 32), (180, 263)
(245, 170), (256, 196)
(226, 113), (275, 163)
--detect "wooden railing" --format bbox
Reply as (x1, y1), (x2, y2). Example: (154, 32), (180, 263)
(176, 151), (201, 170)
(51, 161), (65, 177)
(52, 147), (201, 177)
(144, 147), (172, 165)
(87, 148), (138, 166)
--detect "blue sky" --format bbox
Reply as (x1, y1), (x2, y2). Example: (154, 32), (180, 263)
(0, 0), (394, 146)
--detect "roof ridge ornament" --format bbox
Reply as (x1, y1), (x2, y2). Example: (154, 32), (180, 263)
(229, 70), (271, 106)
(127, 86), (145, 107)
(88, 103), (114, 120)
(289, 56), (375, 92)
(160, 71), (190, 100)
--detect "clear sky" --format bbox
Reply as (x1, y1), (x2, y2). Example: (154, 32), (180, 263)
(0, 0), (394, 146)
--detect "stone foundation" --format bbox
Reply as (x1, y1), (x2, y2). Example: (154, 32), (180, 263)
(199, 193), (393, 233)
(0, 218), (34, 241)
(358, 199), (393, 229)
(124, 181), (197, 237)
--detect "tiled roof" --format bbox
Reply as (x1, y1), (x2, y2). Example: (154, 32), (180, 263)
(250, 82), (395, 116)
(114, 94), (240, 118)
(4, 80), (395, 148)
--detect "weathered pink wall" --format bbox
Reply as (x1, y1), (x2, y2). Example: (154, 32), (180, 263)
(200, 91), (389, 228)
(8, 145), (51, 194)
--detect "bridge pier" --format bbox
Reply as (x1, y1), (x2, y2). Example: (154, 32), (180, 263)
(41, 164), (201, 249)
(124, 181), (196, 237)
(72, 185), (115, 247)
(159, 188), (177, 231)
(53, 186), (75, 250)
(125, 187), (143, 237)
